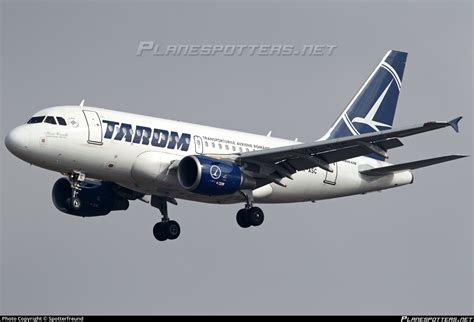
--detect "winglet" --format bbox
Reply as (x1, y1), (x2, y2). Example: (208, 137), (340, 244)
(448, 116), (462, 133)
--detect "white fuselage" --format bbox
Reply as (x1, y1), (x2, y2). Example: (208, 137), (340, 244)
(5, 105), (413, 205)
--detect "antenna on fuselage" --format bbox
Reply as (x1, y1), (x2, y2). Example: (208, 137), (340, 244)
(266, 130), (272, 137)
(79, 99), (85, 107)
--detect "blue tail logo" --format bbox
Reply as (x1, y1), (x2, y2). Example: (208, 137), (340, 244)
(351, 79), (393, 131)
(321, 50), (408, 141)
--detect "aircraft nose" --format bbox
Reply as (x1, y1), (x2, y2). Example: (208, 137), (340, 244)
(5, 126), (30, 157)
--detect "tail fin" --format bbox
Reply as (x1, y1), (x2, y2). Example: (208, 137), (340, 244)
(320, 50), (408, 141)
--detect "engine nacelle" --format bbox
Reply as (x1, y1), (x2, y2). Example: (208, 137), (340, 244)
(52, 178), (129, 217)
(177, 155), (255, 195)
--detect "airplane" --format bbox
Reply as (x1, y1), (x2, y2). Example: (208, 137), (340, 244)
(4, 50), (467, 242)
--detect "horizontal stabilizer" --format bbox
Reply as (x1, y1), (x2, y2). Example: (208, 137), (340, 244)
(360, 155), (468, 176)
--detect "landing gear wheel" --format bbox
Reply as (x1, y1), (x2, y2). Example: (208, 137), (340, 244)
(153, 222), (167, 241)
(236, 209), (251, 228)
(165, 220), (181, 240)
(150, 197), (182, 241)
(249, 207), (264, 226)
(70, 197), (81, 210)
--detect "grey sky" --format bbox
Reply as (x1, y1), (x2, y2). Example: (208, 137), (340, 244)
(1, 0), (472, 315)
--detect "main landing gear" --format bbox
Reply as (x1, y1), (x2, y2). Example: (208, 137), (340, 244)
(149, 192), (265, 241)
(236, 207), (264, 228)
(236, 190), (264, 228)
(67, 171), (86, 211)
(151, 196), (181, 242)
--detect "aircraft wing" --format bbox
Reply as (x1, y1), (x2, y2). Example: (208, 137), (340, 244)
(236, 117), (462, 183)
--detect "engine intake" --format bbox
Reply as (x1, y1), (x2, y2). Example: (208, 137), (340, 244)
(177, 155), (255, 195)
(52, 178), (129, 217)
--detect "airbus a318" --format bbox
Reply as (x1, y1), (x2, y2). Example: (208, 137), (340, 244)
(5, 50), (467, 242)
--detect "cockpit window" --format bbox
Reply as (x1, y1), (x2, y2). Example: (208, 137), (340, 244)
(56, 117), (67, 126)
(27, 116), (45, 124)
(44, 116), (56, 124)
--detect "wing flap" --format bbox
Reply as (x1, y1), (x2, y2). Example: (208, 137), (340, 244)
(319, 138), (403, 164)
(359, 155), (468, 176)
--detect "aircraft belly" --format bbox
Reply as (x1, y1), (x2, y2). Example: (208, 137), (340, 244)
(169, 192), (245, 205)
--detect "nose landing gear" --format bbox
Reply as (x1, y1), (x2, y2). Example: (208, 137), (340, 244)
(67, 171), (86, 211)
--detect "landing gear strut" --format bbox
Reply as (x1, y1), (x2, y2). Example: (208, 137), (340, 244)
(151, 196), (180, 241)
(236, 190), (264, 228)
(68, 171), (85, 211)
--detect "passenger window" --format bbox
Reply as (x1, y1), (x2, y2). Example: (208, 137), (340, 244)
(44, 116), (56, 124)
(27, 116), (45, 124)
(239, 147), (243, 152)
(212, 142), (215, 148)
(218, 143), (222, 149)
(205, 141), (209, 147)
(232, 146), (236, 152)
(56, 117), (67, 126)
(225, 145), (229, 150)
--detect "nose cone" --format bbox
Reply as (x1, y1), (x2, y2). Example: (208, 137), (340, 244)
(5, 126), (30, 158)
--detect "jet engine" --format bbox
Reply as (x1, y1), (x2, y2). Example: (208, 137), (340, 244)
(177, 155), (255, 195)
(52, 178), (129, 217)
